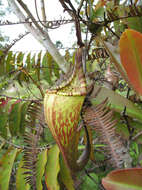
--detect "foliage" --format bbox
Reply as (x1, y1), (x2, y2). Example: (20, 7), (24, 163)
(1, 0), (142, 190)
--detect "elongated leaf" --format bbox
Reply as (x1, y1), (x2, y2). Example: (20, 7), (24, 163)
(0, 112), (8, 138)
(42, 52), (52, 84)
(102, 168), (142, 190)
(9, 101), (22, 136)
(26, 53), (31, 70)
(59, 155), (75, 190)
(5, 51), (14, 73)
(36, 149), (48, 190)
(0, 147), (18, 190)
(45, 144), (60, 190)
(0, 53), (5, 76)
(53, 62), (60, 78)
(119, 29), (142, 95)
(16, 52), (24, 64)
(90, 84), (142, 122)
(19, 102), (29, 134)
(36, 51), (42, 81)
(16, 159), (30, 190)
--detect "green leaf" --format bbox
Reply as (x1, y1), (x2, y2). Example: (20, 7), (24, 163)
(92, 7), (105, 19)
(59, 155), (75, 190)
(5, 51), (14, 73)
(9, 101), (22, 136)
(0, 51), (5, 76)
(0, 147), (18, 190)
(102, 168), (142, 190)
(16, 158), (30, 190)
(127, 17), (142, 33)
(80, 173), (99, 190)
(36, 149), (48, 190)
(119, 29), (142, 95)
(36, 51), (42, 81)
(90, 84), (142, 122)
(45, 144), (60, 190)
(53, 62), (60, 79)
(0, 112), (8, 138)
(16, 52), (24, 64)
(26, 53), (31, 70)
(19, 102), (29, 134)
(42, 52), (52, 84)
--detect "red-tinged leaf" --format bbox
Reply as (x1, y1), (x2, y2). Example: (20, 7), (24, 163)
(59, 155), (75, 190)
(36, 149), (48, 190)
(119, 29), (142, 95)
(16, 159), (30, 190)
(102, 168), (142, 190)
(0, 147), (18, 190)
(45, 144), (60, 190)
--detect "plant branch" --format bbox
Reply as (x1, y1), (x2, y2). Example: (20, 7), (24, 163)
(16, 0), (44, 34)
(34, 0), (47, 28)
(40, 0), (47, 22)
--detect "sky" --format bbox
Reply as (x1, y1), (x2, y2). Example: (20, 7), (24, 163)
(1, 0), (75, 52)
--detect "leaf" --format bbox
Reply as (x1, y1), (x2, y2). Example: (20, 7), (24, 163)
(59, 155), (75, 190)
(36, 149), (48, 190)
(119, 29), (142, 95)
(80, 173), (99, 190)
(0, 147), (18, 190)
(9, 101), (22, 136)
(42, 52), (52, 84)
(16, 52), (24, 64)
(102, 168), (142, 190)
(127, 17), (142, 33)
(0, 51), (5, 76)
(26, 53), (31, 70)
(5, 51), (14, 73)
(36, 51), (42, 81)
(53, 62), (60, 79)
(45, 144), (60, 190)
(16, 159), (30, 190)
(90, 84), (142, 122)
(0, 112), (8, 138)
(19, 102), (29, 134)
